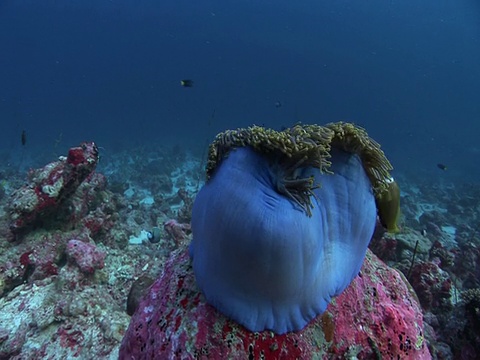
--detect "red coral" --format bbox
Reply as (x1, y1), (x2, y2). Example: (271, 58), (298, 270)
(66, 142), (98, 167)
(56, 325), (84, 356)
(33, 186), (59, 211)
(37, 261), (59, 277)
(67, 148), (87, 167)
(19, 251), (34, 267)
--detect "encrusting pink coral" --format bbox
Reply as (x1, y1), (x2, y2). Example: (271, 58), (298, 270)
(66, 239), (106, 274)
(119, 247), (431, 359)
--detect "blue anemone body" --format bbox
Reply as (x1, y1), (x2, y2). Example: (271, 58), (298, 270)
(190, 146), (376, 334)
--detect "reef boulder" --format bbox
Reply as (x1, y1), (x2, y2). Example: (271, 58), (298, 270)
(6, 142), (99, 240)
(119, 247), (431, 359)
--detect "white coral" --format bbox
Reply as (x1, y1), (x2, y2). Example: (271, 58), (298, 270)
(11, 188), (38, 212)
(41, 178), (64, 198)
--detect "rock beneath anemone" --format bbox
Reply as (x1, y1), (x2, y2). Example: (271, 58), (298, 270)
(119, 247), (431, 359)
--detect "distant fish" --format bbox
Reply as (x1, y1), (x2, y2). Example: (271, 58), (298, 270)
(274, 101), (282, 108)
(21, 130), (26, 146)
(180, 79), (194, 87)
(208, 108), (216, 126)
(437, 163), (447, 171)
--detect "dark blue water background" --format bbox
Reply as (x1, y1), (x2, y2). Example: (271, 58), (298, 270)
(1, 0), (479, 181)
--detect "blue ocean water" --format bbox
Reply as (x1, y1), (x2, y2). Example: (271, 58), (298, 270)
(1, 0), (479, 180)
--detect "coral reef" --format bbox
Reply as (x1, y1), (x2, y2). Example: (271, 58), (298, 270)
(0, 142), (201, 359)
(370, 175), (480, 358)
(0, 275), (129, 359)
(0, 134), (479, 358)
(6, 142), (99, 240)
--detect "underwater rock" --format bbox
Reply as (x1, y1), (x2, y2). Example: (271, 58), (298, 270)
(369, 232), (398, 262)
(119, 247), (431, 359)
(66, 239), (106, 274)
(408, 260), (454, 312)
(0, 277), (130, 359)
(126, 275), (155, 316)
(164, 219), (191, 247)
(6, 142), (99, 240)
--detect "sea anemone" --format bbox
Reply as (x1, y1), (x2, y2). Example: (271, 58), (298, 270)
(190, 122), (394, 334)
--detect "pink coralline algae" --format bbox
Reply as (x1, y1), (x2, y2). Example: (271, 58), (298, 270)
(18, 242), (60, 281)
(408, 260), (453, 312)
(66, 239), (106, 274)
(7, 142), (99, 239)
(163, 219), (191, 246)
(369, 234), (398, 262)
(120, 248), (431, 359)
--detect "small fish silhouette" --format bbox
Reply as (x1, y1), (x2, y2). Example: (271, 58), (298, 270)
(21, 130), (26, 146)
(180, 79), (194, 87)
